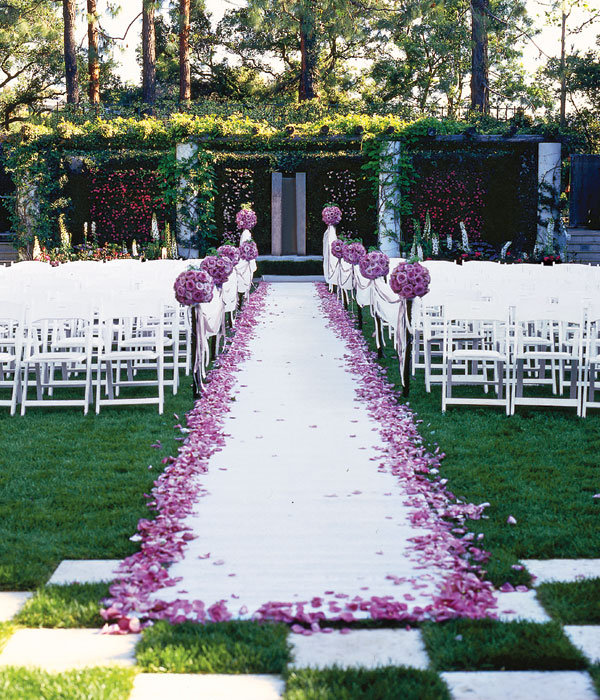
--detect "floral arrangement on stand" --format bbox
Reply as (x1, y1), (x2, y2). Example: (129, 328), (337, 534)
(322, 204), (343, 228)
(173, 269), (215, 306)
(239, 239), (259, 261)
(200, 255), (235, 287)
(358, 250), (390, 280)
(390, 262), (431, 395)
(236, 204), (258, 233)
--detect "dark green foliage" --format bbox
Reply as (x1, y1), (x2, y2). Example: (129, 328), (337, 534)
(0, 667), (134, 700)
(536, 579), (600, 625)
(283, 667), (452, 700)
(15, 584), (110, 628)
(422, 619), (588, 671)
(136, 620), (291, 673)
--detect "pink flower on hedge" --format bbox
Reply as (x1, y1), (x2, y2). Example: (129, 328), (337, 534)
(239, 239), (258, 261)
(359, 251), (390, 280)
(322, 205), (342, 227)
(201, 255), (234, 287)
(390, 262), (431, 299)
(342, 242), (366, 265)
(331, 239), (345, 259)
(236, 207), (257, 231)
(217, 245), (241, 266)
(174, 269), (214, 305)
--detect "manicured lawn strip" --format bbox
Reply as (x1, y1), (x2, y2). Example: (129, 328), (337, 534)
(15, 583), (110, 628)
(536, 579), (600, 625)
(136, 620), (291, 673)
(283, 667), (451, 700)
(0, 623), (14, 652)
(421, 619), (588, 671)
(0, 666), (135, 700)
(358, 306), (600, 587)
(0, 372), (192, 590)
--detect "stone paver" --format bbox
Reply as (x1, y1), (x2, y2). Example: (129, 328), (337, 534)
(441, 671), (598, 700)
(522, 560), (600, 584)
(565, 626), (600, 664)
(0, 629), (139, 672)
(47, 559), (122, 585)
(129, 673), (284, 700)
(289, 628), (429, 670)
(0, 592), (32, 622)
(494, 591), (551, 623)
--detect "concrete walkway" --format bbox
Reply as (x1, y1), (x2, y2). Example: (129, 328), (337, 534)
(153, 283), (445, 618)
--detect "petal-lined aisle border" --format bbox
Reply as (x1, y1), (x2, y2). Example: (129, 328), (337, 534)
(313, 284), (497, 621)
(101, 282), (270, 634)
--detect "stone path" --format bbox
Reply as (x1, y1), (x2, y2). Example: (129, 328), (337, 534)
(152, 283), (448, 619)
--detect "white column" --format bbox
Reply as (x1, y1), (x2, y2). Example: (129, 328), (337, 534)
(537, 142), (562, 249)
(176, 142), (199, 258)
(378, 140), (402, 257)
(271, 172), (282, 256)
(295, 172), (306, 256)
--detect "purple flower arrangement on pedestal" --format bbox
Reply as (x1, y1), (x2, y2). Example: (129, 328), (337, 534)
(174, 269), (215, 305)
(359, 251), (390, 280)
(322, 205), (342, 227)
(240, 239), (259, 261)
(342, 242), (366, 265)
(217, 244), (241, 266)
(236, 205), (257, 231)
(201, 255), (234, 287)
(389, 262), (431, 299)
(331, 239), (345, 259)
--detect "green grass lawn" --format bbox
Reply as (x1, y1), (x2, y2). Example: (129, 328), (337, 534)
(15, 583), (111, 628)
(421, 619), (587, 671)
(536, 579), (600, 625)
(357, 305), (600, 587)
(136, 620), (291, 673)
(0, 373), (192, 590)
(0, 667), (135, 700)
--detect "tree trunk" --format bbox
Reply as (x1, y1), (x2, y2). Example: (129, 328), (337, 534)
(470, 0), (489, 114)
(559, 4), (567, 127)
(299, 9), (318, 101)
(63, 0), (80, 104)
(87, 0), (100, 104)
(179, 0), (191, 102)
(142, 0), (156, 104)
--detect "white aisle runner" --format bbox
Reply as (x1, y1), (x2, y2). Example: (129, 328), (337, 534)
(154, 283), (447, 620)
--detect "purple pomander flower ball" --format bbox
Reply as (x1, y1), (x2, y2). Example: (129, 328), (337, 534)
(389, 262), (431, 299)
(217, 244), (241, 266)
(236, 208), (257, 231)
(174, 269), (214, 305)
(239, 239), (258, 261)
(359, 251), (390, 280)
(200, 255), (234, 287)
(322, 206), (342, 227)
(331, 239), (345, 259)
(342, 242), (366, 265)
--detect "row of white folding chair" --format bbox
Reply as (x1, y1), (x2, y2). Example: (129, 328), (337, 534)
(0, 301), (26, 415)
(440, 299), (587, 415)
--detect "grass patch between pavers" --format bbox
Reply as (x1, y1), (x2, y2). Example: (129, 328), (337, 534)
(14, 583), (110, 628)
(0, 371), (192, 590)
(422, 619), (588, 671)
(357, 305), (600, 588)
(0, 623), (14, 652)
(536, 579), (600, 625)
(283, 667), (451, 700)
(0, 666), (135, 700)
(136, 620), (291, 673)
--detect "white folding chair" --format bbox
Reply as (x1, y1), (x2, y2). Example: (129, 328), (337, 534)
(0, 301), (26, 415)
(510, 302), (584, 415)
(442, 300), (511, 413)
(21, 299), (95, 414)
(581, 311), (600, 417)
(95, 299), (165, 414)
